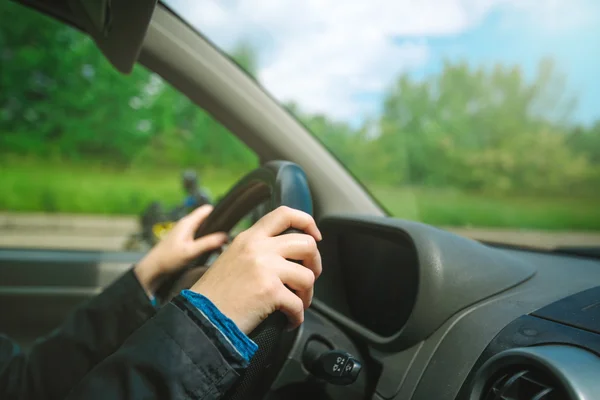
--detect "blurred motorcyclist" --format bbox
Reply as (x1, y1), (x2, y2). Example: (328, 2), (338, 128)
(126, 170), (214, 250)
(182, 170), (212, 209)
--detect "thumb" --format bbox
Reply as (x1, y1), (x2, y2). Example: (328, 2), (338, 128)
(193, 232), (228, 254)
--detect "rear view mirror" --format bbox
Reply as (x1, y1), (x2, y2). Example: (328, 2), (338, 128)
(68, 0), (158, 73)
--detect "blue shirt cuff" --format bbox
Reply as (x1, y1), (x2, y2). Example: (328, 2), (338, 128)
(149, 295), (159, 308)
(180, 290), (258, 363)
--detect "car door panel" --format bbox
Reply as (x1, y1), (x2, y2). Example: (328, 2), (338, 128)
(0, 248), (144, 347)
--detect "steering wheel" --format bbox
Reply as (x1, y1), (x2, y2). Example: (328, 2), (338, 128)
(157, 161), (313, 400)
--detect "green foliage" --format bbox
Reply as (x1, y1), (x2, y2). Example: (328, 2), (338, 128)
(230, 41), (260, 78)
(0, 160), (240, 215)
(367, 60), (599, 195)
(294, 60), (600, 198)
(567, 122), (600, 164)
(0, 1), (257, 172)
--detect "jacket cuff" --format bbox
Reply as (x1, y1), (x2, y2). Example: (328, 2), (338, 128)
(173, 295), (254, 370)
(179, 290), (258, 364)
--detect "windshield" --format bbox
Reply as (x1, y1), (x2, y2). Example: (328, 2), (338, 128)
(165, 0), (600, 250)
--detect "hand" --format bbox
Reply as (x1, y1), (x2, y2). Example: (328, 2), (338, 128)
(190, 206), (323, 334)
(135, 205), (228, 295)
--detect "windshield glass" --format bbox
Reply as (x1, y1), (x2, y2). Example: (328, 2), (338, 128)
(165, 0), (600, 249)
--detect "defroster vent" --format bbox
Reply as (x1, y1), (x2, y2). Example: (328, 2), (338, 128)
(483, 367), (564, 400)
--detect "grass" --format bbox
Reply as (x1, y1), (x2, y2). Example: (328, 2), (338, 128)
(1, 161), (599, 230)
(0, 161), (242, 215)
(372, 186), (600, 231)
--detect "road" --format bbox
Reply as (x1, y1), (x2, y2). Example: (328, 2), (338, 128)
(1, 212), (599, 251)
(0, 213), (137, 251)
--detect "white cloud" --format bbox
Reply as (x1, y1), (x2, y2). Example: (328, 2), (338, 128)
(259, 37), (429, 119)
(167, 0), (596, 122)
(504, 0), (600, 32)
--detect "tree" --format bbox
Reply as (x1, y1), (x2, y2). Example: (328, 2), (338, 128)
(0, 1), (154, 163)
(373, 58), (598, 195)
(0, 1), (257, 172)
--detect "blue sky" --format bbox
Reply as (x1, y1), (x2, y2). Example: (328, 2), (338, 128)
(170, 0), (600, 126)
(406, 7), (600, 125)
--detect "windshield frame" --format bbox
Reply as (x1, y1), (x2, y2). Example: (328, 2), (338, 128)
(157, 1), (392, 216)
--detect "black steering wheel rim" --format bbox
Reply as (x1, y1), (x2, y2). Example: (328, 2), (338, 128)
(193, 160), (313, 264)
(158, 161), (313, 400)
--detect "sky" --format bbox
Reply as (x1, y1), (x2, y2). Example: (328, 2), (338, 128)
(166, 0), (600, 126)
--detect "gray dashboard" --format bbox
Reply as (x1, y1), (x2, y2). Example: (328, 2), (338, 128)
(311, 214), (600, 400)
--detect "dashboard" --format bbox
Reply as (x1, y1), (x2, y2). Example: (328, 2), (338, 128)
(288, 214), (600, 400)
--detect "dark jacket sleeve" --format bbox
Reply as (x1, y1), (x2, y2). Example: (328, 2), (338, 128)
(64, 298), (241, 400)
(0, 269), (157, 400)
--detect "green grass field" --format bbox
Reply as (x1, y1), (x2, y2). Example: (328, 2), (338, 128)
(372, 186), (600, 230)
(0, 162), (242, 215)
(1, 161), (599, 230)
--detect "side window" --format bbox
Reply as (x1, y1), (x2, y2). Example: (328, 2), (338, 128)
(0, 3), (258, 251)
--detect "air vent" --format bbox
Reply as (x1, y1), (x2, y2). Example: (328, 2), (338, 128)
(482, 366), (564, 400)
(471, 346), (600, 400)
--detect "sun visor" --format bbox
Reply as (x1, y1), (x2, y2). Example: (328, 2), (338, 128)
(68, 0), (158, 73)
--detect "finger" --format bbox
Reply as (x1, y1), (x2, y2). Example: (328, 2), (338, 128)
(275, 286), (305, 329)
(192, 232), (228, 254)
(270, 234), (322, 278)
(181, 205), (214, 231)
(253, 206), (322, 241)
(277, 260), (316, 309)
